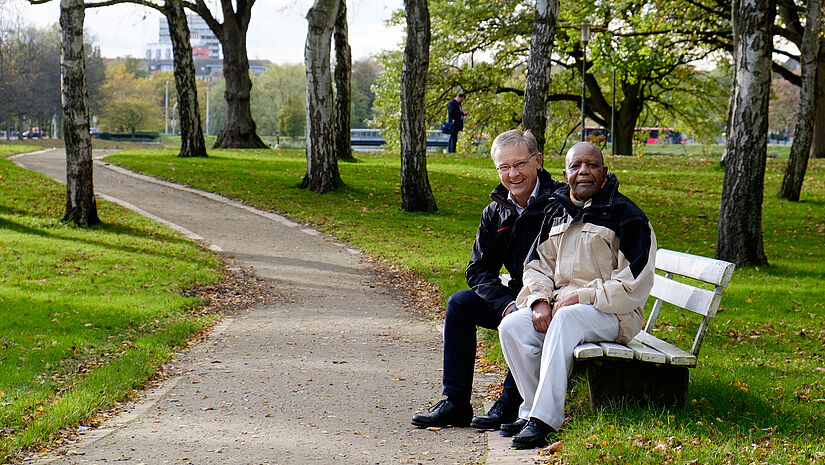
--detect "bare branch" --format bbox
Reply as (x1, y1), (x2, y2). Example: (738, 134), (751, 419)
(85, 0), (162, 12)
(185, 0), (221, 35)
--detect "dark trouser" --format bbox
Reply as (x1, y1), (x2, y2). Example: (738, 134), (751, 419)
(442, 289), (522, 409)
(448, 130), (459, 153)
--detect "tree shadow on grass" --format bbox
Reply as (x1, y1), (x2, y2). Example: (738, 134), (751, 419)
(0, 213), (198, 261)
(574, 374), (823, 441)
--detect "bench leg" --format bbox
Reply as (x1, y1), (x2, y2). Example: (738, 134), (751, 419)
(584, 359), (688, 409)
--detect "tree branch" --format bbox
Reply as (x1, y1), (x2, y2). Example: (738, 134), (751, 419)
(85, 0), (162, 12)
(773, 59), (802, 86)
(185, 0), (222, 36)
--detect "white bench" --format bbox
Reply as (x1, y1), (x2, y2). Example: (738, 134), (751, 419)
(572, 249), (735, 407)
(502, 248), (735, 407)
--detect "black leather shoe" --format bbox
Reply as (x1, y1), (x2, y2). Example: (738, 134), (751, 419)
(511, 417), (556, 449)
(411, 399), (473, 428)
(471, 400), (519, 430)
(499, 418), (528, 437)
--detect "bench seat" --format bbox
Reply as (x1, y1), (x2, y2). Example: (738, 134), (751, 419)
(572, 249), (734, 408)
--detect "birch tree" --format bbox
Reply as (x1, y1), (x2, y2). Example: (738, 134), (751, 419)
(59, 0), (99, 226)
(716, 0), (775, 266)
(333, 0), (354, 161)
(303, 0), (343, 193)
(777, 0), (823, 200)
(400, 0), (437, 212)
(521, 0), (559, 154)
(164, 0), (206, 157)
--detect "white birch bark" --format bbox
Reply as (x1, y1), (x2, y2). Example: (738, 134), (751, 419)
(60, 0), (99, 226)
(716, 0), (774, 266)
(303, 0), (343, 193)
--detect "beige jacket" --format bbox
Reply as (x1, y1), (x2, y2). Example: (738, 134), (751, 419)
(515, 174), (656, 343)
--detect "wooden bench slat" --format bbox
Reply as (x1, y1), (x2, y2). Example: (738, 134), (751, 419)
(634, 331), (696, 367)
(573, 342), (603, 359)
(651, 274), (720, 317)
(598, 342), (634, 359)
(655, 249), (736, 288)
(627, 339), (667, 364)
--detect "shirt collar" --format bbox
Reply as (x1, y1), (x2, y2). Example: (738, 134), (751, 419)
(507, 176), (541, 215)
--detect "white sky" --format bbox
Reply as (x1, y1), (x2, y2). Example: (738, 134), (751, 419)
(13, 0), (404, 63)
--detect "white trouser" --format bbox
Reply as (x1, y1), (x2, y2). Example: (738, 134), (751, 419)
(499, 303), (618, 430)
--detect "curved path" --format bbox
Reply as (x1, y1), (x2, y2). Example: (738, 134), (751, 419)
(12, 149), (495, 465)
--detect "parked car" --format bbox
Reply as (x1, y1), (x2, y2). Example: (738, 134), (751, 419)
(22, 127), (43, 139)
(89, 127), (101, 137)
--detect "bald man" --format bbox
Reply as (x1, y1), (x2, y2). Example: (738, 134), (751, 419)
(498, 142), (657, 449)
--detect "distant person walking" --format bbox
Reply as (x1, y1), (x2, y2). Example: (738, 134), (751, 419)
(447, 93), (468, 153)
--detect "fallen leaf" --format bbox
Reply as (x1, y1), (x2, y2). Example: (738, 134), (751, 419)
(544, 440), (563, 453)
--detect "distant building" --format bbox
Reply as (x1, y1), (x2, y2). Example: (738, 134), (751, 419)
(144, 14), (221, 61)
(143, 14), (269, 81)
(143, 57), (270, 82)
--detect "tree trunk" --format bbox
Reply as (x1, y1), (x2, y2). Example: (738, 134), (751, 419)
(810, 50), (825, 158)
(303, 0), (343, 194)
(59, 0), (99, 227)
(716, 0), (774, 267)
(611, 81), (643, 156)
(333, 0), (354, 161)
(778, 0), (822, 200)
(213, 1), (267, 149)
(521, 0), (559, 154)
(165, 0), (207, 157)
(612, 112), (637, 156)
(400, 0), (437, 213)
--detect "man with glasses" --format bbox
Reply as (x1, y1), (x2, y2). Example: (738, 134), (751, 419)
(412, 129), (563, 431)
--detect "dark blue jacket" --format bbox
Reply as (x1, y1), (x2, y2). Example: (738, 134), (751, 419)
(465, 169), (563, 314)
(448, 98), (464, 133)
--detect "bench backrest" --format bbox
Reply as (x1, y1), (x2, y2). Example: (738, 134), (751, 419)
(645, 249), (735, 356)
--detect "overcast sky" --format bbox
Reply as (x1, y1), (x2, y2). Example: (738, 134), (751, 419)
(14, 0), (404, 63)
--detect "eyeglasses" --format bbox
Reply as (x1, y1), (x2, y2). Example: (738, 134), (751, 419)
(495, 154), (536, 174)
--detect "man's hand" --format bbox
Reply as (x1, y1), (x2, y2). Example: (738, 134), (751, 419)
(531, 301), (553, 333)
(553, 293), (579, 312)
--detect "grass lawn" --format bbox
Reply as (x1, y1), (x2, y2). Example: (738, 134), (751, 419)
(105, 146), (824, 464)
(0, 146), (222, 461)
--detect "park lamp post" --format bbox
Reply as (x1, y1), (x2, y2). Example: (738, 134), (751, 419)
(164, 80), (169, 136)
(580, 22), (590, 142)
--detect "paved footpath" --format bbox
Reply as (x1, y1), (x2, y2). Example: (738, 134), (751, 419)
(11, 149), (537, 465)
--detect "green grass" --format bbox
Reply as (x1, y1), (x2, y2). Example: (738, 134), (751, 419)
(0, 152), (222, 461)
(105, 146), (825, 464)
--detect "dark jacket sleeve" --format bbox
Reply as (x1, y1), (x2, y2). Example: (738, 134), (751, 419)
(465, 205), (513, 314)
